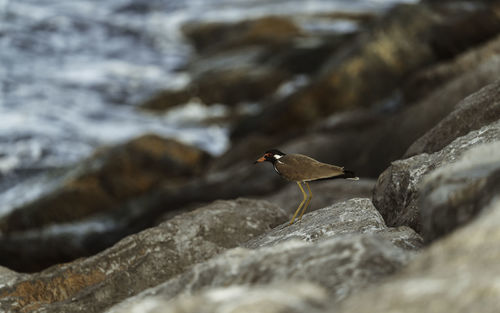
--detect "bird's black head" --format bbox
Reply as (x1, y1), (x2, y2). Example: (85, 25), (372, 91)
(254, 149), (286, 164)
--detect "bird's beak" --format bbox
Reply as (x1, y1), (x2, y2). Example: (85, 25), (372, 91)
(254, 156), (266, 164)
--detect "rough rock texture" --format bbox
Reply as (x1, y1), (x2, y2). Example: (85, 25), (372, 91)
(337, 197), (500, 313)
(0, 134), (211, 272)
(419, 142), (500, 242)
(106, 198), (421, 313)
(405, 79), (500, 157)
(109, 283), (330, 313)
(245, 198), (422, 251)
(373, 120), (500, 233)
(0, 199), (286, 313)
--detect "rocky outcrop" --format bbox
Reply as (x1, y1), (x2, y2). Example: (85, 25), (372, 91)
(373, 120), (500, 233)
(337, 197), (500, 313)
(0, 199), (286, 313)
(105, 198), (421, 313)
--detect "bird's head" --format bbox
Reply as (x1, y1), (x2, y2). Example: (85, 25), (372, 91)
(254, 149), (286, 164)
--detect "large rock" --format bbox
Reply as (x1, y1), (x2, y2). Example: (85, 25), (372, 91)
(0, 134), (211, 272)
(373, 120), (500, 233)
(419, 141), (500, 242)
(245, 198), (422, 251)
(0, 199), (286, 313)
(106, 199), (421, 313)
(337, 197), (500, 313)
(405, 79), (500, 157)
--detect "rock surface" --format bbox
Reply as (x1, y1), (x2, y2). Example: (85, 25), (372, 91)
(373, 120), (500, 233)
(0, 199), (286, 313)
(106, 199), (421, 313)
(111, 283), (330, 313)
(337, 197), (500, 313)
(419, 141), (500, 242)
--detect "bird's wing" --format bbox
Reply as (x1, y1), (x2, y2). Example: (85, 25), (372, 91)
(279, 154), (345, 181)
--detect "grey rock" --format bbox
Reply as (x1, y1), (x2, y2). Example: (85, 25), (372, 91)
(245, 198), (422, 251)
(106, 198), (421, 313)
(109, 282), (330, 313)
(373, 120), (500, 233)
(0, 266), (25, 289)
(420, 141), (500, 241)
(336, 197), (500, 313)
(110, 235), (413, 313)
(0, 199), (286, 313)
(405, 78), (500, 157)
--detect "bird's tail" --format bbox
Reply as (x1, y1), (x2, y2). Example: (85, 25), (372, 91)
(343, 169), (359, 180)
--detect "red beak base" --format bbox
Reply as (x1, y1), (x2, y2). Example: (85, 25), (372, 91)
(254, 156), (266, 164)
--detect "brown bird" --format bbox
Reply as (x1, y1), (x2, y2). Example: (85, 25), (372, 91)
(255, 149), (358, 225)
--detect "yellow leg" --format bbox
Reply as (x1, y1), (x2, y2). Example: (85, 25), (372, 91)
(289, 182), (307, 225)
(298, 182), (312, 221)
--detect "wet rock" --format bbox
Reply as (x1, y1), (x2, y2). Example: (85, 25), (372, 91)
(0, 199), (286, 313)
(419, 142), (500, 242)
(337, 197), (500, 313)
(106, 198), (421, 313)
(0, 134), (211, 272)
(405, 79), (500, 157)
(373, 120), (500, 233)
(233, 2), (500, 137)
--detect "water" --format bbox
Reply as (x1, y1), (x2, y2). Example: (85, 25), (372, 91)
(0, 0), (416, 218)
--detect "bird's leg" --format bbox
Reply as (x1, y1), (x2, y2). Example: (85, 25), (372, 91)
(289, 182), (307, 225)
(298, 182), (312, 221)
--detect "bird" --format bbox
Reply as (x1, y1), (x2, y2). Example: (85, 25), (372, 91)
(254, 149), (358, 225)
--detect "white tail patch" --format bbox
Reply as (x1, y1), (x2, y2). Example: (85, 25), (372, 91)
(347, 177), (360, 181)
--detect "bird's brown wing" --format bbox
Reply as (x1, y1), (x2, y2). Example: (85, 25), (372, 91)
(277, 154), (345, 181)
